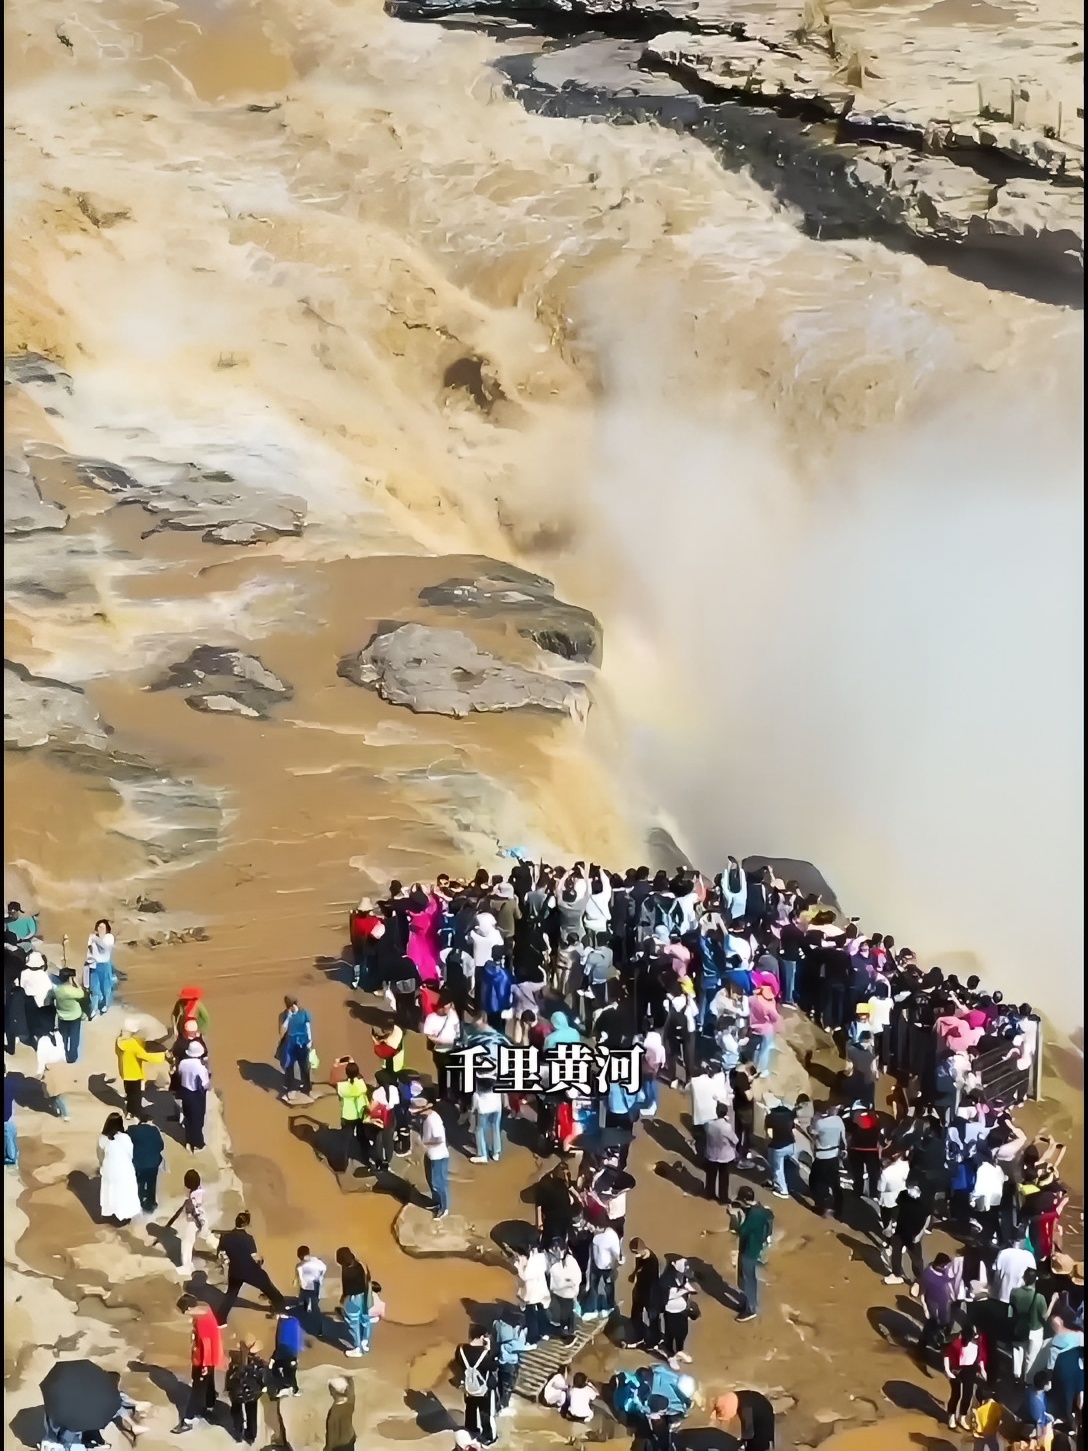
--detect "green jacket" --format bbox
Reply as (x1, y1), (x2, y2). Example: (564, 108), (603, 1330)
(337, 1078), (369, 1123)
(737, 1205), (774, 1260)
(53, 981), (86, 1022)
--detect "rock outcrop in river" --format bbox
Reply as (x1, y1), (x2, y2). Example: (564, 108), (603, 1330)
(338, 622), (590, 718)
(151, 646), (294, 720)
(390, 0), (1084, 290)
(418, 558), (604, 664)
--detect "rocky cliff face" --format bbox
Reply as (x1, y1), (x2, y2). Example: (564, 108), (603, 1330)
(390, 0), (1084, 292)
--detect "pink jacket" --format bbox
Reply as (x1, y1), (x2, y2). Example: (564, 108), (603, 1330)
(747, 994), (780, 1036)
(406, 896), (442, 982)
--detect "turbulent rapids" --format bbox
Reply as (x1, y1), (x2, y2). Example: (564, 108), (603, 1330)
(10, 0), (1081, 1017)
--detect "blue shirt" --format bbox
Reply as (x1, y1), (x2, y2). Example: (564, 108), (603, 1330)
(284, 1009), (312, 1044)
(493, 1321), (528, 1365)
(1023, 1386), (1047, 1425)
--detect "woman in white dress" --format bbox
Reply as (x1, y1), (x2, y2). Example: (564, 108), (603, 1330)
(98, 1112), (142, 1223)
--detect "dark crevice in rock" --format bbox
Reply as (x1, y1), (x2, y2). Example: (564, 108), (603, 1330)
(387, 0), (1084, 304)
(494, 41), (1084, 306)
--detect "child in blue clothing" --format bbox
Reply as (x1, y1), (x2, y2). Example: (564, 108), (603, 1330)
(270, 1310), (305, 1397)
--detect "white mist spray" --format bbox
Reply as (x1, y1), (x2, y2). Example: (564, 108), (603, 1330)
(583, 294), (1084, 1025)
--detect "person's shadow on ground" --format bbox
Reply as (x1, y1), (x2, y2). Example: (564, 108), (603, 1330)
(404, 1389), (456, 1435)
(8, 1073), (51, 1115)
(642, 1117), (700, 1167)
(67, 1167), (101, 1223)
(86, 1073), (185, 1146)
(237, 1060), (287, 1096)
(127, 1359), (189, 1418)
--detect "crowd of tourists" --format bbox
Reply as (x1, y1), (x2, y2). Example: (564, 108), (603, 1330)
(3, 854), (1083, 1451)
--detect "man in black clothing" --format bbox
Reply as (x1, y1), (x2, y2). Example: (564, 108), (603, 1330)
(626, 1237), (661, 1348)
(819, 944), (851, 1032)
(845, 1106), (884, 1199)
(764, 1101), (797, 1200)
(456, 1327), (498, 1447)
(712, 1388), (776, 1451)
(534, 1164), (575, 1250)
(778, 914), (807, 1007)
(128, 1113), (165, 1212)
(4, 930), (27, 1055)
(883, 1185), (931, 1286)
(217, 1212), (287, 1322)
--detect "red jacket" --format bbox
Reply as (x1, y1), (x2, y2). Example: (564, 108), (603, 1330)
(944, 1334), (989, 1376)
(192, 1307), (224, 1370)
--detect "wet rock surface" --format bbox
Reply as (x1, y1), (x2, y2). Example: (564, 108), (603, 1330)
(4, 450), (69, 535)
(418, 557), (603, 664)
(74, 452), (307, 545)
(151, 645), (294, 719)
(395, 0), (1084, 293)
(3, 350), (74, 407)
(4, 661), (226, 866)
(338, 622), (590, 719)
(4, 661), (110, 751)
(394, 1202), (499, 1259)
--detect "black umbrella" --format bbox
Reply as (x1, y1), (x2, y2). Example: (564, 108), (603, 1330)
(40, 1361), (121, 1432)
(595, 1168), (637, 1194)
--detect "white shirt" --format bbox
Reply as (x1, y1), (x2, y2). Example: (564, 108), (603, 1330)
(296, 1255), (327, 1291)
(993, 1245), (1036, 1302)
(178, 1057), (210, 1091)
(665, 1282), (692, 1314)
(566, 1383), (598, 1421)
(88, 932), (115, 964)
(725, 934), (752, 964)
(590, 1227), (621, 1271)
(548, 1254), (582, 1299)
(957, 1339), (980, 1367)
(470, 913), (504, 967)
(675, 892), (701, 934)
(690, 1070), (731, 1127)
(877, 1159), (911, 1209)
(542, 1373), (568, 1408)
(420, 1109), (449, 1161)
(424, 1008), (460, 1048)
(1016, 1018), (1039, 1070)
(473, 1089), (502, 1117)
(19, 968), (53, 1006)
(971, 1160), (1006, 1211)
(518, 1249), (550, 1305)
(866, 996), (893, 1034)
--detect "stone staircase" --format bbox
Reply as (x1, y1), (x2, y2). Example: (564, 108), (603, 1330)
(514, 1315), (611, 1400)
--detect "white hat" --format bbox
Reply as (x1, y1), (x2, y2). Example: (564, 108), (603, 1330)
(26, 951), (45, 968)
(186, 1042), (204, 1057)
(122, 1017), (140, 1035)
(677, 1374), (697, 1398)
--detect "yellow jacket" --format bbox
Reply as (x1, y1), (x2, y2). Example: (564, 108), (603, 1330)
(116, 1035), (166, 1083)
(337, 1077), (369, 1122)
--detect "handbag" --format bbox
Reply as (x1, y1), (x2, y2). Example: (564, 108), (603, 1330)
(308, 1048), (320, 1071)
(687, 1298), (702, 1321)
(370, 1293), (387, 1320)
